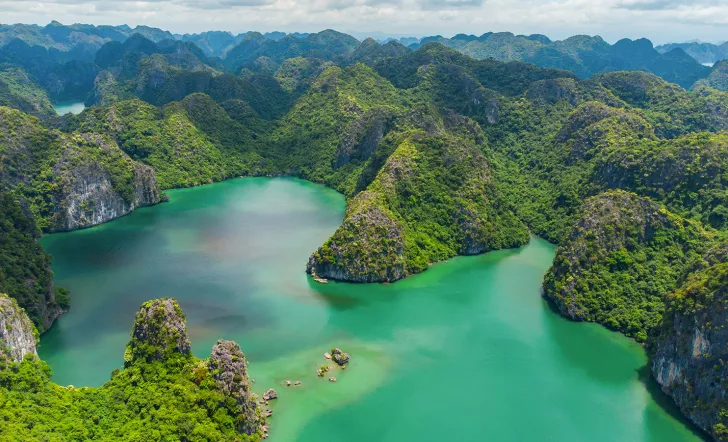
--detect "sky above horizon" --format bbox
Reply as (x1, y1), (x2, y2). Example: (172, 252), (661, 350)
(2, 0), (727, 44)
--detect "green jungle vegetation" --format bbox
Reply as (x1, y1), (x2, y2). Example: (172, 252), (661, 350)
(409, 33), (711, 89)
(0, 66), (55, 119)
(0, 106), (156, 232)
(695, 60), (728, 92)
(2, 23), (728, 440)
(2, 25), (728, 347)
(0, 297), (265, 441)
(0, 192), (65, 333)
(651, 256), (728, 437)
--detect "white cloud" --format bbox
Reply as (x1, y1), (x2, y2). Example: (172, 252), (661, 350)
(0, 0), (726, 43)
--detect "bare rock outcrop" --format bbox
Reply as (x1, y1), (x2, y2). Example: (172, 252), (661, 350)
(208, 339), (262, 435)
(124, 298), (191, 365)
(0, 294), (38, 363)
(652, 263), (728, 440)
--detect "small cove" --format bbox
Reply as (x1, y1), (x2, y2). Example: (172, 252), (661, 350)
(39, 177), (705, 441)
(53, 101), (86, 115)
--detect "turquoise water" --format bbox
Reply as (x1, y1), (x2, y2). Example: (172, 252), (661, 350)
(39, 177), (705, 441)
(53, 101), (85, 115)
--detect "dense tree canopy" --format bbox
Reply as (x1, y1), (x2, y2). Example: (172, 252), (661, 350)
(2, 22), (728, 441)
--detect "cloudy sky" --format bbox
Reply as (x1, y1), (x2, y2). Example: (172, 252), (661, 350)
(2, 0), (727, 43)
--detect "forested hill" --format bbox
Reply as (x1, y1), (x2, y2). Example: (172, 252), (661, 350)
(409, 33), (711, 89)
(656, 41), (728, 65)
(4, 21), (728, 440)
(0, 22), (723, 94)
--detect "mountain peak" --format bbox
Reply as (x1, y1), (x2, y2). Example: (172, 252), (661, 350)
(125, 298), (191, 365)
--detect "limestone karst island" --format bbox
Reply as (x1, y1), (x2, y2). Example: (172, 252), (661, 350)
(1, 2), (728, 440)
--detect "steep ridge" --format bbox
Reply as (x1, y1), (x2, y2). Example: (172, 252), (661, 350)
(222, 29), (359, 72)
(307, 108), (528, 282)
(593, 132), (728, 229)
(0, 106), (161, 232)
(652, 261), (728, 439)
(595, 71), (728, 137)
(656, 41), (728, 66)
(0, 192), (66, 332)
(0, 66), (55, 119)
(0, 294), (38, 363)
(543, 191), (710, 341)
(70, 96), (266, 189)
(484, 72), (728, 243)
(694, 60), (728, 91)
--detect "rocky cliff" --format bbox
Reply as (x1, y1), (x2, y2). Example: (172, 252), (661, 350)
(121, 298), (264, 437)
(0, 106), (162, 233)
(543, 190), (709, 341)
(308, 116), (529, 283)
(652, 263), (728, 440)
(0, 296), (265, 440)
(307, 189), (407, 283)
(0, 294), (38, 363)
(0, 192), (66, 333)
(52, 133), (160, 231)
(593, 132), (728, 230)
(208, 340), (263, 435)
(125, 298), (191, 365)
(0, 107), (160, 332)
(693, 60), (728, 91)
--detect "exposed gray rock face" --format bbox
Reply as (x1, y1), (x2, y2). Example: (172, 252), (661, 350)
(331, 348), (350, 366)
(0, 106), (161, 234)
(469, 88), (502, 125)
(458, 206), (495, 255)
(306, 190), (407, 283)
(334, 107), (395, 168)
(125, 298), (191, 365)
(40, 294), (64, 336)
(0, 294), (38, 363)
(309, 108), (527, 283)
(88, 70), (121, 106)
(546, 192), (669, 321)
(651, 263), (728, 440)
(208, 339), (262, 435)
(52, 133), (161, 232)
(263, 389), (278, 400)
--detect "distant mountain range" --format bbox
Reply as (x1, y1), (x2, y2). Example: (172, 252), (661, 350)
(401, 33), (713, 88)
(656, 41), (728, 65)
(0, 21), (726, 92)
(0, 21), (310, 58)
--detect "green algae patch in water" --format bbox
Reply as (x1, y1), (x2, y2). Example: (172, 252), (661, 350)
(40, 177), (705, 442)
(250, 342), (391, 440)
